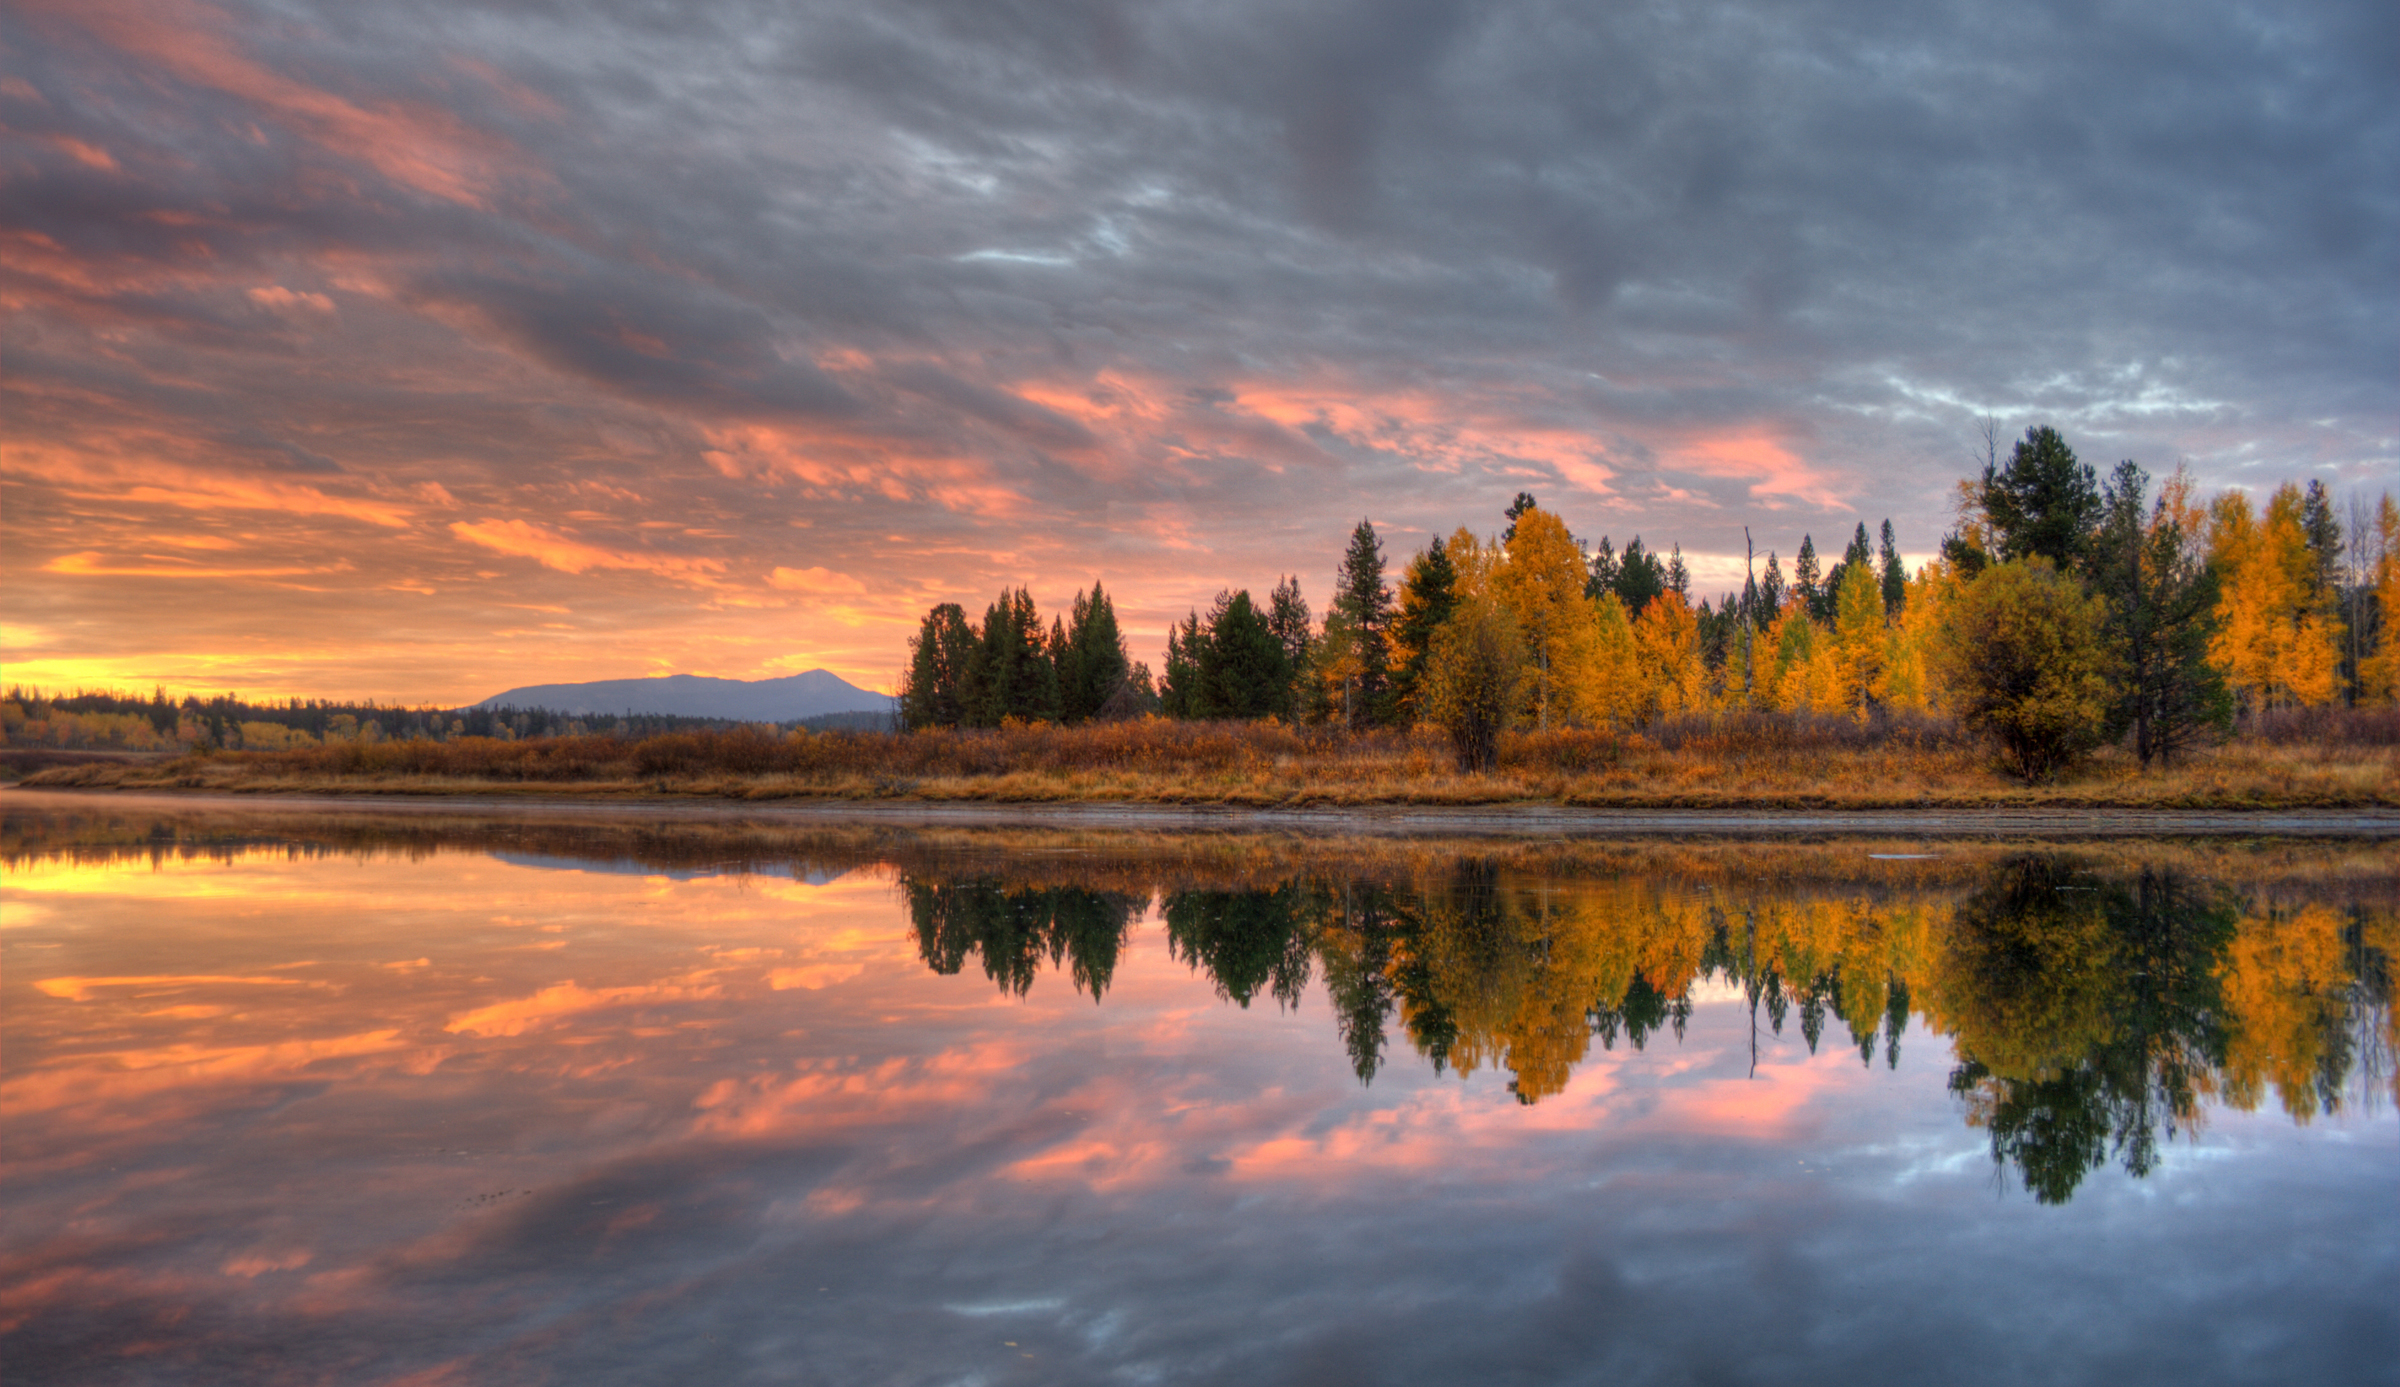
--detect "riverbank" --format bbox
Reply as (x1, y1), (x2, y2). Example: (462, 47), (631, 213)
(10, 732), (2394, 811)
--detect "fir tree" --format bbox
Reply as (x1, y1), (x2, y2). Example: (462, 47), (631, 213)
(1057, 583), (1130, 724)
(1585, 536), (1621, 601)
(1388, 537), (1458, 724)
(1879, 519), (1907, 616)
(1793, 536), (1822, 620)
(900, 603), (977, 729)
(2090, 463), (2232, 765)
(1160, 611), (1204, 719)
(1758, 551), (1787, 621)
(968, 587), (1059, 725)
(1266, 576), (1313, 719)
(1982, 425), (2101, 569)
(1197, 590), (1290, 719)
(1332, 520), (1394, 726)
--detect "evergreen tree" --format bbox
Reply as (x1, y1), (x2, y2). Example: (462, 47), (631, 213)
(899, 603), (978, 729)
(1793, 535), (1823, 620)
(1982, 425), (2101, 569)
(1822, 523), (1872, 621)
(1609, 537), (1667, 616)
(1758, 551), (1787, 620)
(2090, 463), (2232, 766)
(1502, 491), (1540, 542)
(1666, 543), (1690, 598)
(1879, 519), (1907, 616)
(1388, 538), (1458, 724)
(1585, 536), (1620, 601)
(1160, 611), (1204, 719)
(1266, 576), (1313, 719)
(1057, 583), (1130, 724)
(1332, 520), (1394, 726)
(1197, 590), (1290, 719)
(968, 588), (1059, 725)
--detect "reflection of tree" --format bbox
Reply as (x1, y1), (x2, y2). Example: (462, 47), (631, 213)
(1930, 861), (2235, 1204)
(1162, 885), (1320, 1010)
(1317, 883), (1404, 1083)
(895, 847), (2394, 1203)
(903, 878), (1140, 1000)
(2219, 899), (2396, 1120)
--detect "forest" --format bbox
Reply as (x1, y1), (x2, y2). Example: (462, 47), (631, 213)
(900, 427), (2400, 780)
(0, 688), (880, 758)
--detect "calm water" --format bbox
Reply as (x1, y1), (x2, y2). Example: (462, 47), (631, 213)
(4, 795), (2395, 1386)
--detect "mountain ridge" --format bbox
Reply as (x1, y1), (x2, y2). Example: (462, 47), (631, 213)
(470, 670), (893, 722)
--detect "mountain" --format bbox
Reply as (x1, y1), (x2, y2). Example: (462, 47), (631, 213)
(469, 670), (893, 722)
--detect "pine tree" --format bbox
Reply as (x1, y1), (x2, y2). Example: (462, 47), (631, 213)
(968, 588), (1059, 725)
(1793, 536), (1822, 621)
(900, 603), (978, 729)
(2091, 463), (2232, 765)
(1879, 519), (1907, 616)
(1758, 551), (1787, 621)
(1609, 537), (1668, 617)
(1388, 538), (1458, 724)
(1982, 425), (2101, 569)
(1332, 520), (1394, 727)
(1266, 576), (1313, 719)
(1057, 583), (1130, 724)
(1160, 611), (1204, 719)
(1585, 536), (1620, 601)
(1197, 590), (1289, 719)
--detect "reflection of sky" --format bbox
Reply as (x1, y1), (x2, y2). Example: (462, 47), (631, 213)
(4, 848), (2392, 1385)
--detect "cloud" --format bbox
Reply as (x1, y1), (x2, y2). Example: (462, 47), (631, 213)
(0, 0), (2390, 701)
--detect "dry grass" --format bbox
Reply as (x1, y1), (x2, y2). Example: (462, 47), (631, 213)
(15, 713), (2396, 808)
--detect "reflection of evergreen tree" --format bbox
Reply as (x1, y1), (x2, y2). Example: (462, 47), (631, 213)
(1318, 884), (1402, 1084)
(1163, 885), (1319, 1009)
(1940, 859), (2236, 1204)
(903, 878), (1140, 1000)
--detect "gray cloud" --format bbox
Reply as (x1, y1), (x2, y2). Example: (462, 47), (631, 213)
(1, 0), (2392, 687)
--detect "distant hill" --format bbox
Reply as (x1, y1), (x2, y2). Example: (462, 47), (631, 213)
(470, 671), (894, 723)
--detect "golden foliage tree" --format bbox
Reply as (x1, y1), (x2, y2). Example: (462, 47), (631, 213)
(1931, 559), (2116, 781)
(1832, 561), (1887, 715)
(2207, 485), (2340, 712)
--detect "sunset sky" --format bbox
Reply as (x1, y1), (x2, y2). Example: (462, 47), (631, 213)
(4, 0), (2393, 704)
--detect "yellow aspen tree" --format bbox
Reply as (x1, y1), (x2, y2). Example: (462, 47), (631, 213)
(1570, 592), (1644, 728)
(1496, 507), (1594, 731)
(1832, 561), (1887, 716)
(1633, 592), (1706, 717)
(2209, 486), (2339, 710)
(1760, 604), (1814, 713)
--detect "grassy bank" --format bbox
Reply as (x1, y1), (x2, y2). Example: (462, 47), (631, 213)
(13, 715), (2396, 809)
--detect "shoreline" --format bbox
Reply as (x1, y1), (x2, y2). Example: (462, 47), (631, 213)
(7, 785), (2395, 838)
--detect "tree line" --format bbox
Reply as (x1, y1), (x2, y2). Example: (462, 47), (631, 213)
(899, 426), (2398, 780)
(0, 686), (837, 753)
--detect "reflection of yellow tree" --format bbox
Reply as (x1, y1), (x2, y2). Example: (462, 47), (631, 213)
(2217, 902), (2397, 1119)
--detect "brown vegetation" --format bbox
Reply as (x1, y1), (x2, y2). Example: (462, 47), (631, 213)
(14, 712), (2395, 808)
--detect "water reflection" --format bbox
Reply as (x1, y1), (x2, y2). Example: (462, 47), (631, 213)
(4, 794), (2396, 1385)
(897, 846), (2394, 1198)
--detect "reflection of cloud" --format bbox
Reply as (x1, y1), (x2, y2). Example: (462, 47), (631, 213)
(444, 977), (721, 1037)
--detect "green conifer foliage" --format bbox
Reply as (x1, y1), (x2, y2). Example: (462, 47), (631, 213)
(967, 587), (1059, 725)
(1332, 520), (1394, 726)
(1058, 583), (1130, 723)
(1388, 538), (1458, 724)
(1982, 425), (2101, 569)
(1879, 519), (1907, 616)
(899, 602), (977, 729)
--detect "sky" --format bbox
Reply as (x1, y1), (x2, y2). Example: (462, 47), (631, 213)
(3, 0), (2394, 704)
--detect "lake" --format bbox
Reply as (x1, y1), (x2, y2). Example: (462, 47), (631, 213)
(4, 793), (2394, 1385)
